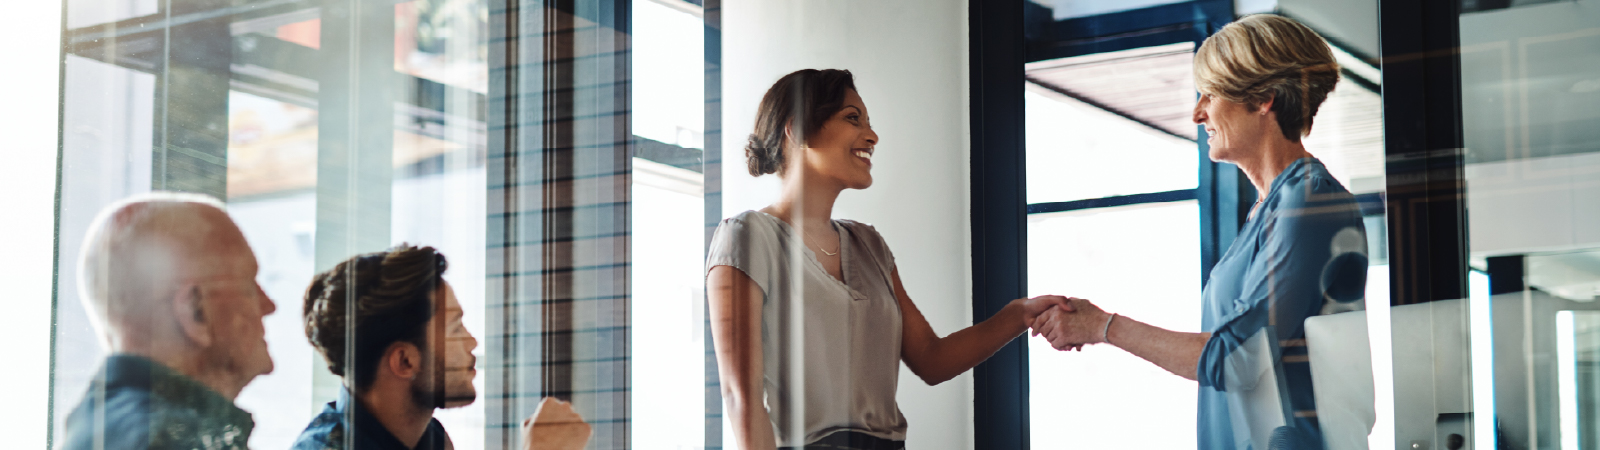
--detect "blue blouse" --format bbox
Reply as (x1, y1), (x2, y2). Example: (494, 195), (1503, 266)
(1196, 158), (1369, 450)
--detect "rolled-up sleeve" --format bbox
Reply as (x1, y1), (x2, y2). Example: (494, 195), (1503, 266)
(1196, 176), (1367, 390)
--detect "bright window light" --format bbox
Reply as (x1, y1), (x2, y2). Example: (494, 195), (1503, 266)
(1558, 310), (1579, 450)
(631, 0), (705, 149)
(1468, 270), (1496, 450)
(1366, 265), (1394, 450)
(1027, 201), (1201, 449)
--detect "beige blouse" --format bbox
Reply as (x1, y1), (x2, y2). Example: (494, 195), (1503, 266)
(706, 210), (908, 446)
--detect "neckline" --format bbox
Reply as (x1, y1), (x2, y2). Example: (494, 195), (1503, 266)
(750, 210), (858, 292)
(1247, 157), (1317, 221)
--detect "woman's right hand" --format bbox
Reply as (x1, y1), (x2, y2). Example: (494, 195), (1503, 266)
(1014, 295), (1075, 327)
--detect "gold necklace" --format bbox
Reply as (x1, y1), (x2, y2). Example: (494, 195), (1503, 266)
(802, 224), (839, 256)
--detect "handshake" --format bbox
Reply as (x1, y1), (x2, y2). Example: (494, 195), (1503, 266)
(1018, 295), (1115, 352)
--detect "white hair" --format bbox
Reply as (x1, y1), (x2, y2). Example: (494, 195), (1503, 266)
(77, 192), (228, 348)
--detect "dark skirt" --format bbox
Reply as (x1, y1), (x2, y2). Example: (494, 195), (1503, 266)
(778, 431), (905, 450)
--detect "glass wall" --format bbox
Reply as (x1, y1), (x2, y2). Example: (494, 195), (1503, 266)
(37, 0), (1600, 449)
(49, 0), (711, 448)
(1460, 0), (1600, 448)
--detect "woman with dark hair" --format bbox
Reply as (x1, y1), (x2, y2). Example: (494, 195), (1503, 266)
(705, 69), (1070, 450)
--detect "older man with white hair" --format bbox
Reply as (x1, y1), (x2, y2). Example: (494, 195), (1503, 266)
(60, 192), (277, 450)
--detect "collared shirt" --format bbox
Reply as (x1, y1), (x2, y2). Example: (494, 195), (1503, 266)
(1195, 158), (1368, 450)
(60, 354), (255, 450)
(291, 389), (451, 450)
(705, 210), (907, 447)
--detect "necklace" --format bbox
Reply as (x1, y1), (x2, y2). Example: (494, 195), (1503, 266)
(802, 224), (840, 256)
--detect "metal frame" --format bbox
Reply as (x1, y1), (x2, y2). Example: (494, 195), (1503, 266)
(1379, 0), (1469, 305)
(969, 1), (1030, 447)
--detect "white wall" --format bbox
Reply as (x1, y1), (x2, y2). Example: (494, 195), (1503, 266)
(0, 1), (64, 448)
(721, 0), (974, 447)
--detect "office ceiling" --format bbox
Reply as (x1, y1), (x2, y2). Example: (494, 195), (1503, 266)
(1025, 42), (1198, 141)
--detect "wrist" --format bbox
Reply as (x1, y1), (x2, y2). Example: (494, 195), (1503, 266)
(1002, 299), (1030, 329)
(1098, 311), (1118, 345)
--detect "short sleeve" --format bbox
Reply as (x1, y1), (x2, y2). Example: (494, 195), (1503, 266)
(706, 212), (782, 298)
(839, 220), (897, 280)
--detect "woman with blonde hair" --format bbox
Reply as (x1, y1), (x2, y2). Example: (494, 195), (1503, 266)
(706, 68), (1070, 450)
(1031, 14), (1369, 450)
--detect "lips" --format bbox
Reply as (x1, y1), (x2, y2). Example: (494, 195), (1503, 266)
(853, 148), (874, 165)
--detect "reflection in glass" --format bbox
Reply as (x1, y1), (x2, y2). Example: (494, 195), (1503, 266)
(1557, 310), (1600, 450)
(1460, 1), (1600, 449)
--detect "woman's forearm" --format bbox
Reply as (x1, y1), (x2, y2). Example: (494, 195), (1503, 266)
(722, 387), (777, 450)
(1104, 314), (1210, 381)
(908, 302), (1027, 384)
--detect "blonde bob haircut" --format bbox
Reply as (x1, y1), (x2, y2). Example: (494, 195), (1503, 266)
(1195, 14), (1340, 142)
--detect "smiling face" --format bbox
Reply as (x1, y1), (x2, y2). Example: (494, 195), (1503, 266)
(794, 88), (879, 189)
(1193, 92), (1273, 164)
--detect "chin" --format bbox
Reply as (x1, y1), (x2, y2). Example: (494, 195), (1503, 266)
(441, 391), (478, 409)
(1207, 146), (1233, 164)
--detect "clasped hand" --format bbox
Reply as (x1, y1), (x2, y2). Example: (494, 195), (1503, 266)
(1028, 297), (1111, 351)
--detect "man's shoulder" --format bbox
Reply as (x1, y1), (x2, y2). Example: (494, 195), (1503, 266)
(59, 388), (153, 450)
(291, 406), (349, 450)
(61, 386), (254, 450)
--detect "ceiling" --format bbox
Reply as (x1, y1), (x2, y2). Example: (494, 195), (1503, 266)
(1025, 42), (1199, 141)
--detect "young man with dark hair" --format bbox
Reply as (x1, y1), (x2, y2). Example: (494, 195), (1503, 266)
(293, 245), (589, 450)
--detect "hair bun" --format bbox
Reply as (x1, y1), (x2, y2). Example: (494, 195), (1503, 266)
(745, 133), (781, 176)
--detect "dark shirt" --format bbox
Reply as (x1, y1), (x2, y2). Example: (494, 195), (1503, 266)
(60, 354), (255, 450)
(291, 389), (451, 450)
(1195, 158), (1368, 449)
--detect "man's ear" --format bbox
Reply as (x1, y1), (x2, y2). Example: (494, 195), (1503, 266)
(386, 342), (423, 380)
(172, 284), (213, 347)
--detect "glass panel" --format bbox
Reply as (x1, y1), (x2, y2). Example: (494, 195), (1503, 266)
(1460, 0), (1600, 447)
(1027, 201), (1200, 449)
(50, 0), (629, 449)
(65, 0), (156, 29)
(629, 0), (707, 448)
